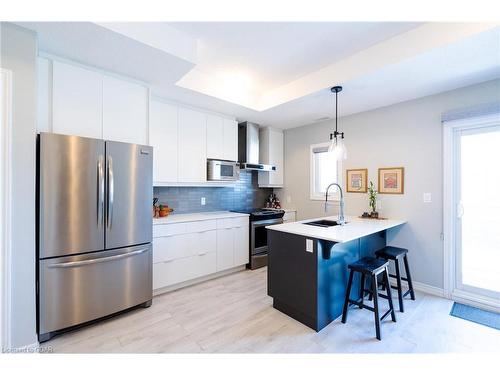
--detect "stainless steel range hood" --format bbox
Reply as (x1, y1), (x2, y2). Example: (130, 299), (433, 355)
(238, 122), (276, 171)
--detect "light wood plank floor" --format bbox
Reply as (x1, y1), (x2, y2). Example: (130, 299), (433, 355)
(41, 268), (500, 353)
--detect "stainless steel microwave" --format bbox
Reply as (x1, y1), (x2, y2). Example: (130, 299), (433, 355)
(207, 159), (240, 181)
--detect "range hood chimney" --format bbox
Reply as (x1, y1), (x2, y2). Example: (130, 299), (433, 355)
(238, 122), (276, 172)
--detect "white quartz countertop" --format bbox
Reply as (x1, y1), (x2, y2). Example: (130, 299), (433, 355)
(267, 215), (406, 243)
(153, 211), (249, 225)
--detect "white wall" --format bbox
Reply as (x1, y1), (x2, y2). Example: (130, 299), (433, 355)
(278, 78), (500, 289)
(0, 22), (37, 348)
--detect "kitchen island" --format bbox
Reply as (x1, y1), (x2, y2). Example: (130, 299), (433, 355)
(267, 216), (406, 331)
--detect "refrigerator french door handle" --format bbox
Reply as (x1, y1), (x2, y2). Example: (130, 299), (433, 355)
(97, 155), (105, 228)
(107, 155), (114, 229)
(47, 247), (150, 268)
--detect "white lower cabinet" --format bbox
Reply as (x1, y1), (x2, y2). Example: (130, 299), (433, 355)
(216, 217), (249, 272)
(216, 227), (234, 271)
(153, 215), (249, 291)
(233, 223), (249, 265)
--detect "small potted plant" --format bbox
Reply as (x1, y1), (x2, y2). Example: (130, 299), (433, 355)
(368, 181), (378, 219)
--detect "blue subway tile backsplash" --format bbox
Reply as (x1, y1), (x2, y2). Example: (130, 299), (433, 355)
(153, 171), (273, 214)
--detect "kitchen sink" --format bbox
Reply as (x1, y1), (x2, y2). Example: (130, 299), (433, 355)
(303, 220), (346, 228)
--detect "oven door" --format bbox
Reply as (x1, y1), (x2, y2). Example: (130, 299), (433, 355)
(207, 160), (240, 181)
(251, 218), (283, 256)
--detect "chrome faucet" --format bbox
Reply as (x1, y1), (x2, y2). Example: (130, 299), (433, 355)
(325, 183), (345, 225)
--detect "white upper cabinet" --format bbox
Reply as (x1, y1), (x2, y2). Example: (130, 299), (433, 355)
(177, 108), (207, 182)
(206, 114), (224, 160)
(44, 58), (150, 145)
(206, 116), (238, 162)
(102, 76), (148, 145)
(52, 60), (102, 139)
(258, 127), (284, 187)
(223, 119), (238, 161)
(150, 100), (178, 183)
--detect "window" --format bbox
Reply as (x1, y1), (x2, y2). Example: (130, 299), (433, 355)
(310, 142), (342, 200)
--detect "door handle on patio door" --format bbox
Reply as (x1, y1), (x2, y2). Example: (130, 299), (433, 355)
(107, 155), (114, 229)
(97, 155), (105, 228)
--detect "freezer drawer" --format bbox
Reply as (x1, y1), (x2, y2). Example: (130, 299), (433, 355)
(39, 244), (152, 337)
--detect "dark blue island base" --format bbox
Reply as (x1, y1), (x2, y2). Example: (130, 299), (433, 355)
(267, 229), (387, 332)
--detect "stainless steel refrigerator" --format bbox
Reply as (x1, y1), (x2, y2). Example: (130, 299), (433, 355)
(37, 133), (153, 342)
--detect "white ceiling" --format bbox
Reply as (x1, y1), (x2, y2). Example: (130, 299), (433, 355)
(17, 21), (500, 129)
(170, 22), (422, 91)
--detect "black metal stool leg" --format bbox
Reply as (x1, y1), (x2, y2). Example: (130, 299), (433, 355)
(403, 254), (416, 300)
(342, 270), (354, 324)
(371, 274), (381, 340)
(394, 258), (404, 312)
(383, 267), (396, 322)
(359, 273), (365, 309)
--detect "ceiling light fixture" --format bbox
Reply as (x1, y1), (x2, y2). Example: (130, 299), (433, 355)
(327, 85), (347, 160)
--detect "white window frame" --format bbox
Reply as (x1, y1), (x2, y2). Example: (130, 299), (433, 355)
(1, 69), (13, 349)
(309, 142), (342, 201)
(443, 112), (500, 313)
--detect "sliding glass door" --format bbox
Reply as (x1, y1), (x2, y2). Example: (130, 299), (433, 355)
(454, 123), (500, 303)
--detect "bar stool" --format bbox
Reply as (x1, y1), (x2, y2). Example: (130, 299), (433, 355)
(374, 246), (415, 312)
(341, 257), (396, 340)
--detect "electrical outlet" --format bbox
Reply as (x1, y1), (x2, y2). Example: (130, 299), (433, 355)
(423, 193), (432, 203)
(201, 197), (206, 206)
(306, 239), (313, 253)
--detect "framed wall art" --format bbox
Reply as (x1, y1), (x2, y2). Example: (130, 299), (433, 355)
(346, 168), (368, 193)
(378, 167), (404, 194)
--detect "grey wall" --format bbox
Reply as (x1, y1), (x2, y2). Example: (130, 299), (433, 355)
(154, 170), (273, 213)
(1, 23), (37, 347)
(277, 78), (500, 289)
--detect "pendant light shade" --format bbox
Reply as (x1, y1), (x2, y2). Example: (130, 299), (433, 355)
(328, 85), (347, 160)
(334, 137), (347, 160)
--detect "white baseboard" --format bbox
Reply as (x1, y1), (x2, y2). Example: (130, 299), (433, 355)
(390, 279), (500, 313)
(389, 279), (445, 297)
(153, 265), (246, 296)
(412, 281), (445, 297)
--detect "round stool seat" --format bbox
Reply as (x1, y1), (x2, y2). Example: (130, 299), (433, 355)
(375, 246), (408, 260)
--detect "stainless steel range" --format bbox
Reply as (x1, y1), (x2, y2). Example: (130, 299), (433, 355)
(232, 209), (285, 269)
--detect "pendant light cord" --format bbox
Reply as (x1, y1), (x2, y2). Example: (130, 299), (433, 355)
(335, 89), (338, 135)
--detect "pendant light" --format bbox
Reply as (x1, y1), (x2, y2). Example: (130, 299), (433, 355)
(328, 85), (347, 160)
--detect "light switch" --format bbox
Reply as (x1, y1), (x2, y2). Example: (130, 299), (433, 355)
(201, 197), (206, 206)
(306, 239), (313, 253)
(423, 193), (432, 203)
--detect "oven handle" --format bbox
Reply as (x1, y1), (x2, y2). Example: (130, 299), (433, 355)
(251, 218), (283, 228)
